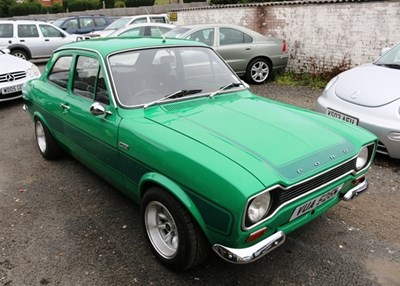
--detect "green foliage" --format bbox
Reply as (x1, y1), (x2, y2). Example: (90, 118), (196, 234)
(103, 0), (115, 8)
(0, 0), (14, 17)
(47, 3), (64, 13)
(210, 0), (238, 4)
(276, 72), (328, 89)
(183, 0), (206, 3)
(67, 0), (100, 11)
(114, 0), (125, 7)
(125, 0), (154, 7)
(9, 2), (47, 16)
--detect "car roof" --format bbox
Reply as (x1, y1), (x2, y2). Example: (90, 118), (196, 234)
(0, 19), (47, 24)
(57, 37), (206, 57)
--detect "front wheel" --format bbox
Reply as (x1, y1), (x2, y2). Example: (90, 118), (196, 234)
(34, 119), (62, 160)
(245, 58), (272, 84)
(141, 187), (209, 270)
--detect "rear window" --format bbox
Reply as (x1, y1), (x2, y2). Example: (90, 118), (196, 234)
(0, 24), (13, 38)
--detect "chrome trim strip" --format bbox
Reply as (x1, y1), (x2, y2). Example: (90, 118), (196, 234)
(213, 231), (285, 264)
(242, 142), (376, 231)
(342, 178), (368, 201)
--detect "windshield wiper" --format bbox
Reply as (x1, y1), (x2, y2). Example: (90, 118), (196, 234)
(209, 82), (244, 98)
(376, 63), (400, 69)
(143, 89), (202, 109)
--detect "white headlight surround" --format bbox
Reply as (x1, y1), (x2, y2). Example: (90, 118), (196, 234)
(247, 192), (271, 224)
(356, 146), (369, 171)
(323, 75), (339, 95)
(26, 64), (41, 79)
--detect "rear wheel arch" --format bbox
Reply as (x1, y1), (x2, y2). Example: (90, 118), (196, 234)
(9, 45), (31, 60)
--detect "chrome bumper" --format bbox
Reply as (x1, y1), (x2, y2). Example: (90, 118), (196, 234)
(342, 178), (368, 201)
(212, 231), (285, 264)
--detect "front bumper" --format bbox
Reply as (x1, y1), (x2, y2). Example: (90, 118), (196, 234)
(213, 179), (368, 264)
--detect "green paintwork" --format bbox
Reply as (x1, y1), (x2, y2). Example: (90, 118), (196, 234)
(23, 38), (377, 251)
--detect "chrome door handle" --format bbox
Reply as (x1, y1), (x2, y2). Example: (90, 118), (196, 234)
(60, 103), (70, 110)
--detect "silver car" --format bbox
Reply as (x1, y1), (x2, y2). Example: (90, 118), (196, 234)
(0, 20), (84, 60)
(316, 43), (400, 159)
(165, 24), (288, 84)
(107, 23), (175, 38)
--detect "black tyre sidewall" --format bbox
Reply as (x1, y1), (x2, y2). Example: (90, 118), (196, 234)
(141, 187), (202, 271)
(34, 119), (61, 160)
(12, 49), (28, 60)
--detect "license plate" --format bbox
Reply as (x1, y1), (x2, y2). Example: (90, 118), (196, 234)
(326, 108), (358, 125)
(289, 185), (343, 221)
(1, 84), (22, 95)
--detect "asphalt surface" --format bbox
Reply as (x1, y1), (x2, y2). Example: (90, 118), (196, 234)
(0, 65), (399, 286)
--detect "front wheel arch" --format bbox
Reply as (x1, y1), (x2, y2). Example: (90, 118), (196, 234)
(139, 173), (208, 238)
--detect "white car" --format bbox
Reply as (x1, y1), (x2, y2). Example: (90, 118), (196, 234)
(107, 23), (175, 38)
(316, 43), (400, 159)
(0, 49), (41, 102)
(88, 14), (170, 38)
(0, 20), (85, 60)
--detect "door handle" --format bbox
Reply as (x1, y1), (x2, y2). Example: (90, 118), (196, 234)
(45, 39), (49, 41)
(245, 48), (251, 50)
(20, 40), (25, 42)
(60, 103), (70, 112)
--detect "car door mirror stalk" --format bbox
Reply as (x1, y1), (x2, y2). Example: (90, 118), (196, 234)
(90, 102), (112, 116)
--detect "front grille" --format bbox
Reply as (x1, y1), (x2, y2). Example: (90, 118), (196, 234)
(0, 71), (26, 83)
(269, 158), (357, 214)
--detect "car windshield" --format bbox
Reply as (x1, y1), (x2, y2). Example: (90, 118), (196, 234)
(52, 19), (65, 27)
(108, 46), (242, 107)
(164, 27), (190, 38)
(105, 18), (131, 30)
(375, 43), (400, 68)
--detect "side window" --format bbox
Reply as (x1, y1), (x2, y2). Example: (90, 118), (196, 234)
(39, 25), (63, 38)
(219, 28), (253, 45)
(150, 26), (171, 37)
(94, 17), (107, 27)
(119, 27), (142, 37)
(150, 17), (166, 23)
(132, 18), (147, 24)
(48, 56), (73, 89)
(72, 56), (109, 104)
(17, 24), (39, 38)
(187, 28), (214, 46)
(0, 24), (13, 38)
(79, 18), (95, 29)
(64, 19), (78, 30)
(73, 56), (99, 99)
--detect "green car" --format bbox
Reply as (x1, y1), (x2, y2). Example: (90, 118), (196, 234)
(23, 37), (377, 271)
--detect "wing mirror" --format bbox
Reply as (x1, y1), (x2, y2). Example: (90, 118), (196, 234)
(379, 47), (391, 56)
(90, 102), (112, 116)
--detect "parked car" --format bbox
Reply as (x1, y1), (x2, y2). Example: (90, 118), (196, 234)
(0, 48), (40, 102)
(0, 20), (86, 60)
(316, 43), (400, 159)
(53, 15), (112, 35)
(107, 23), (175, 38)
(88, 14), (170, 38)
(165, 24), (288, 84)
(23, 37), (376, 270)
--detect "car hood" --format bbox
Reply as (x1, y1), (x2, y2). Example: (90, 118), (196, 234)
(88, 30), (115, 38)
(0, 54), (31, 73)
(335, 63), (400, 107)
(145, 93), (359, 185)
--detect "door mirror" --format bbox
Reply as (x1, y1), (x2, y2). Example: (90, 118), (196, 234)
(380, 47), (391, 56)
(90, 102), (106, 116)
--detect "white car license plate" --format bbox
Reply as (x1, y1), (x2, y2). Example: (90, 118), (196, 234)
(326, 108), (358, 125)
(289, 185), (342, 221)
(1, 84), (22, 95)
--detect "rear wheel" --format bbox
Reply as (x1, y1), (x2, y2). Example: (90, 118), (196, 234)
(34, 119), (62, 160)
(11, 49), (28, 60)
(245, 58), (272, 84)
(141, 187), (209, 270)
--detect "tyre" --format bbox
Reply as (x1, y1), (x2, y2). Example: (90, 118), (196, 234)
(34, 119), (62, 160)
(245, 58), (272, 84)
(11, 49), (29, 60)
(141, 187), (210, 270)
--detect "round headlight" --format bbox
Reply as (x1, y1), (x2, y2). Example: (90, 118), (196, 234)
(356, 146), (369, 170)
(27, 64), (41, 78)
(247, 192), (271, 224)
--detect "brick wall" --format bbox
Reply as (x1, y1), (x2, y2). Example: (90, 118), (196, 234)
(173, 2), (400, 73)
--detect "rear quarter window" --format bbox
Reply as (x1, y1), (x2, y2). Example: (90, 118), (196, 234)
(0, 24), (13, 38)
(48, 56), (73, 89)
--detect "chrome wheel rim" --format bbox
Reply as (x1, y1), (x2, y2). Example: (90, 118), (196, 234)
(35, 121), (47, 154)
(145, 201), (179, 259)
(13, 52), (26, 60)
(251, 61), (269, 83)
